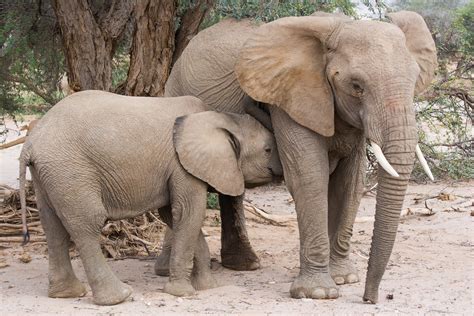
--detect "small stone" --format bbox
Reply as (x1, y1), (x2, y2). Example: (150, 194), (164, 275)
(386, 293), (394, 300)
(268, 281), (276, 284)
(176, 297), (184, 303)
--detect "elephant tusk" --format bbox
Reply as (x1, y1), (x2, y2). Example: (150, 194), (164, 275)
(415, 144), (435, 181)
(369, 142), (400, 178)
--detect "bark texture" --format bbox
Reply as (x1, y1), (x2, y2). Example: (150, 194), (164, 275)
(52, 0), (132, 91)
(173, 0), (215, 65)
(125, 0), (214, 96)
(125, 0), (177, 96)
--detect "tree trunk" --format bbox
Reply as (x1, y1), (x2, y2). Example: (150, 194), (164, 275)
(52, 0), (132, 91)
(125, 0), (177, 97)
(125, 0), (214, 96)
(173, 0), (215, 65)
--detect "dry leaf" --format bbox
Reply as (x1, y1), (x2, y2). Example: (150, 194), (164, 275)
(19, 252), (32, 263)
(438, 193), (456, 201)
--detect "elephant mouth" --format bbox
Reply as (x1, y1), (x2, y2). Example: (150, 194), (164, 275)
(244, 174), (281, 189)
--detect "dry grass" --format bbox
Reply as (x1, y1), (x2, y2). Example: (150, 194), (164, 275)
(0, 182), (166, 258)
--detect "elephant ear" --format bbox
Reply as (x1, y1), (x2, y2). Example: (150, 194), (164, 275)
(387, 11), (438, 95)
(173, 111), (244, 197)
(235, 16), (343, 137)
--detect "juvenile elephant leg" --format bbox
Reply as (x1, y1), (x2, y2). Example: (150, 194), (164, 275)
(219, 194), (260, 271)
(61, 197), (131, 305)
(270, 107), (338, 299)
(155, 207), (173, 276)
(158, 206), (217, 291)
(191, 231), (218, 291)
(328, 151), (365, 285)
(164, 181), (207, 297)
(36, 188), (86, 298)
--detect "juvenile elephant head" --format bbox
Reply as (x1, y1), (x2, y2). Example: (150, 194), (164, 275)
(235, 11), (437, 303)
(173, 111), (282, 196)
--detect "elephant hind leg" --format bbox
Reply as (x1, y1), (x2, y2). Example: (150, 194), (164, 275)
(58, 194), (131, 305)
(36, 187), (86, 298)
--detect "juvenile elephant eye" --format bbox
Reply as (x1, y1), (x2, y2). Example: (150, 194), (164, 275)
(265, 147), (272, 153)
(352, 82), (364, 95)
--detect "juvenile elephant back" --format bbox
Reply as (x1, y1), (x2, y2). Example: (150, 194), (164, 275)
(165, 18), (260, 114)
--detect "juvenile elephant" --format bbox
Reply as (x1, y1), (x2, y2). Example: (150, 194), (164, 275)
(19, 90), (280, 305)
(164, 11), (437, 303)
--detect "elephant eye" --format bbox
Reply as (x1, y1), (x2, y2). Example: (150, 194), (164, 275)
(265, 147), (272, 153)
(352, 82), (364, 96)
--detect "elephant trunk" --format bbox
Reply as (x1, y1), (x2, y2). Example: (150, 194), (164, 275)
(363, 105), (417, 303)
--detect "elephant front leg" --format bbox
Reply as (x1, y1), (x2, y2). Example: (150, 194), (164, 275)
(164, 179), (208, 297)
(270, 107), (338, 299)
(328, 150), (365, 285)
(191, 231), (218, 291)
(219, 193), (260, 271)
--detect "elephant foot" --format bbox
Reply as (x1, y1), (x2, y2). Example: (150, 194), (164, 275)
(154, 250), (170, 276)
(191, 270), (218, 291)
(330, 255), (359, 285)
(48, 277), (87, 298)
(290, 272), (339, 299)
(92, 280), (132, 306)
(164, 279), (196, 297)
(221, 245), (260, 271)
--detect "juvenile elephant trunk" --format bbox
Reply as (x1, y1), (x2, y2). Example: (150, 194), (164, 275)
(363, 107), (417, 303)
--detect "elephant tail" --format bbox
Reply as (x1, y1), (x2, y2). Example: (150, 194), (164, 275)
(19, 143), (31, 245)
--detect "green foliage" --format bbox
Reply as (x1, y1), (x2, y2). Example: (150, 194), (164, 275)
(454, 0), (474, 56)
(0, 0), (65, 117)
(206, 193), (220, 209)
(202, 0), (358, 28)
(392, 0), (473, 181)
(392, 0), (470, 57)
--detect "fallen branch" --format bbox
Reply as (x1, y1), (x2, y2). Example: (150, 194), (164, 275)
(363, 183), (378, 196)
(243, 202), (292, 226)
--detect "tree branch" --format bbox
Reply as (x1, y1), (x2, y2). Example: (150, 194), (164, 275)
(5, 74), (56, 105)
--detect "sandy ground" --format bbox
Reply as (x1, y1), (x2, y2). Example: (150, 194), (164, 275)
(1, 180), (473, 315)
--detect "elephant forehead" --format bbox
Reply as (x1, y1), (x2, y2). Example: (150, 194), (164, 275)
(338, 21), (406, 49)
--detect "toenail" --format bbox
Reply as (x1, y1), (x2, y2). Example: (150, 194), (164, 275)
(346, 274), (358, 283)
(334, 276), (345, 285)
(328, 288), (338, 299)
(311, 288), (326, 299)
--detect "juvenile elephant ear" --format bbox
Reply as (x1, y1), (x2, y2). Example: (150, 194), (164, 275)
(173, 111), (245, 197)
(387, 11), (438, 94)
(235, 16), (342, 137)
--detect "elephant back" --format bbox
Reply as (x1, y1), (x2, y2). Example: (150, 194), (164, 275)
(165, 18), (261, 114)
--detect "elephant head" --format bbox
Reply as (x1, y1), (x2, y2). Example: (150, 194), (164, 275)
(173, 111), (281, 196)
(235, 11), (437, 303)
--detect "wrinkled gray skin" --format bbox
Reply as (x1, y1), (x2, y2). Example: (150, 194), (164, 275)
(162, 11), (437, 303)
(19, 90), (281, 305)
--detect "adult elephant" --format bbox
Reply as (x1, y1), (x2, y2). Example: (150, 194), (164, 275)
(163, 11), (437, 303)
